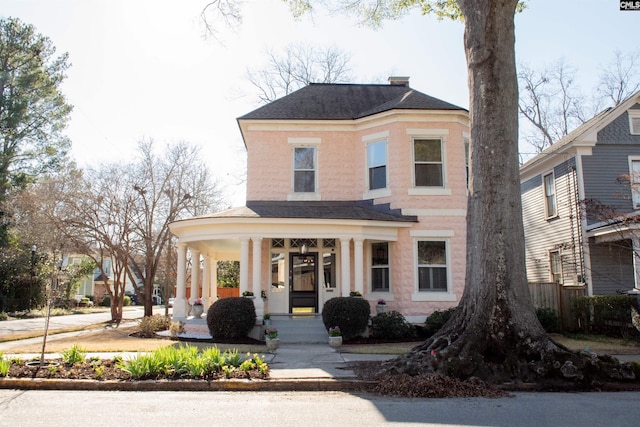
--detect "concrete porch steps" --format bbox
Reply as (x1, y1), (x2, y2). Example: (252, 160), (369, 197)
(177, 314), (329, 344)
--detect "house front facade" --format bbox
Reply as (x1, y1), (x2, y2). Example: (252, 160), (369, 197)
(520, 90), (640, 296)
(169, 78), (469, 322)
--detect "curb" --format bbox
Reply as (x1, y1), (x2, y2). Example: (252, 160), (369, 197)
(0, 377), (377, 392)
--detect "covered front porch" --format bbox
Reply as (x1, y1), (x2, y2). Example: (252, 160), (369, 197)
(168, 201), (416, 320)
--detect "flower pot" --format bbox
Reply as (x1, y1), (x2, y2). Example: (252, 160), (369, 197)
(263, 319), (272, 326)
(376, 305), (387, 314)
(192, 304), (204, 319)
(328, 336), (342, 348)
(265, 338), (279, 351)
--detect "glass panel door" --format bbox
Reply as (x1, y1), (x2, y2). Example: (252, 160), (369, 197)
(289, 253), (317, 313)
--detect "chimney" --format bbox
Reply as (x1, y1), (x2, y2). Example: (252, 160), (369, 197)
(388, 76), (410, 87)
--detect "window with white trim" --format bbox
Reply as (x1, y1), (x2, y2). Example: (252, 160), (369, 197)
(417, 241), (448, 292)
(630, 158), (640, 209)
(371, 242), (389, 291)
(543, 172), (557, 218)
(367, 141), (387, 190)
(293, 147), (315, 193)
(550, 250), (563, 284)
(629, 110), (640, 135)
(414, 138), (444, 187)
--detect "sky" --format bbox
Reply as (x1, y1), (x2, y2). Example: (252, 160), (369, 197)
(2, 0), (639, 207)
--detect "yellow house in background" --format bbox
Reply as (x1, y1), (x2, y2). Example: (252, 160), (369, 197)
(169, 77), (469, 323)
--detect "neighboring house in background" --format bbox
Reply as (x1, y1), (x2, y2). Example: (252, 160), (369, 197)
(169, 77), (470, 322)
(520, 90), (640, 296)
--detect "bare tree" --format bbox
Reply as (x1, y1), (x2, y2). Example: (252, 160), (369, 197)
(597, 49), (640, 107)
(247, 43), (353, 104)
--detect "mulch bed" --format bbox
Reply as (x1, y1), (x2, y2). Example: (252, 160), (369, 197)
(5, 359), (268, 381)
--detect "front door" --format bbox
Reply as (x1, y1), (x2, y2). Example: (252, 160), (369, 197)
(289, 253), (318, 313)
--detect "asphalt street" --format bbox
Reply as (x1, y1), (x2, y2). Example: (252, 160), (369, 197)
(1, 389), (640, 427)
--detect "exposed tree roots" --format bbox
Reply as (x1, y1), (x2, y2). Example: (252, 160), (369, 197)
(381, 322), (639, 390)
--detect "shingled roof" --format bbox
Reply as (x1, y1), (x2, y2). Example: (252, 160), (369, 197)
(194, 200), (417, 223)
(238, 82), (466, 121)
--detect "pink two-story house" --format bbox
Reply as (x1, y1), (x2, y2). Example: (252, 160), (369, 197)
(169, 77), (469, 323)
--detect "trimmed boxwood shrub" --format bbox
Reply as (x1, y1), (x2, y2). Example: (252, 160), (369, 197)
(207, 297), (256, 340)
(322, 297), (370, 340)
(371, 311), (416, 340)
(423, 307), (456, 337)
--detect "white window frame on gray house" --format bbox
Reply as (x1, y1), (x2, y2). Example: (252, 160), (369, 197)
(629, 110), (640, 135)
(543, 171), (557, 218)
(549, 250), (563, 284)
(629, 156), (640, 209)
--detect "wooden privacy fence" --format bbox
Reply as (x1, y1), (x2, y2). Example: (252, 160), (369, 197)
(528, 282), (586, 331)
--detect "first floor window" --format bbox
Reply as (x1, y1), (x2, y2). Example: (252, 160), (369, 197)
(550, 250), (563, 284)
(371, 242), (389, 291)
(417, 241), (447, 291)
(294, 146), (315, 192)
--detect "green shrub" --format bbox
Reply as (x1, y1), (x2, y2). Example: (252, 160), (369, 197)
(100, 296), (110, 307)
(138, 314), (171, 338)
(423, 308), (456, 337)
(123, 296), (131, 306)
(207, 297), (256, 340)
(0, 311), (7, 321)
(61, 344), (87, 365)
(321, 297), (370, 340)
(536, 307), (560, 333)
(574, 295), (639, 337)
(371, 311), (416, 340)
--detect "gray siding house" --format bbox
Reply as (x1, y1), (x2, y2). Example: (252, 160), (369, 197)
(520, 90), (640, 296)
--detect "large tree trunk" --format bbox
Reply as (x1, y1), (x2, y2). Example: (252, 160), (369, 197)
(386, 0), (636, 386)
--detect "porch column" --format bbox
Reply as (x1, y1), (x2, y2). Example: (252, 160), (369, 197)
(239, 238), (250, 295)
(633, 238), (640, 290)
(190, 249), (201, 306)
(174, 243), (188, 319)
(340, 238), (351, 296)
(210, 256), (218, 303)
(354, 238), (364, 296)
(202, 255), (211, 310)
(252, 237), (264, 318)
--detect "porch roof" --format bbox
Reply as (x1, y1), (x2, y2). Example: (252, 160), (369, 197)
(190, 200), (418, 223)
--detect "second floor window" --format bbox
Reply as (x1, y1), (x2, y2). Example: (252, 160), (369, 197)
(367, 141), (387, 190)
(630, 159), (640, 209)
(414, 138), (443, 187)
(371, 242), (389, 291)
(543, 172), (556, 218)
(294, 147), (315, 192)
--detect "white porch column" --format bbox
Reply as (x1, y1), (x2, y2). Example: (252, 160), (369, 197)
(354, 238), (364, 296)
(202, 255), (211, 310)
(633, 238), (640, 290)
(340, 238), (351, 296)
(190, 249), (201, 305)
(252, 237), (264, 318)
(239, 238), (250, 295)
(210, 256), (218, 303)
(174, 243), (188, 319)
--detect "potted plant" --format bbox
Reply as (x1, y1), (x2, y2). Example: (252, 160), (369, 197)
(263, 312), (271, 325)
(349, 291), (362, 298)
(242, 291), (255, 299)
(191, 299), (204, 318)
(328, 326), (342, 347)
(376, 298), (387, 314)
(264, 327), (279, 351)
